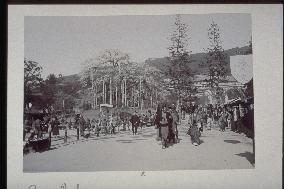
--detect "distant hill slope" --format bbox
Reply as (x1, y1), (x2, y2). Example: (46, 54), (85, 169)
(61, 74), (81, 83)
(145, 45), (251, 75)
(61, 46), (251, 82)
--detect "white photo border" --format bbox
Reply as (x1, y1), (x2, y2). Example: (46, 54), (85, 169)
(8, 4), (283, 189)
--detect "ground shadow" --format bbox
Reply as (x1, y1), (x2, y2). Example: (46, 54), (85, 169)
(116, 139), (135, 143)
(121, 141), (134, 143)
(224, 140), (241, 144)
(133, 138), (148, 141)
(141, 134), (157, 138)
(235, 151), (255, 165)
(130, 135), (141, 138)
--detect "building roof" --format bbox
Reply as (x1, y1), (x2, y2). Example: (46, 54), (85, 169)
(193, 74), (210, 82)
(225, 88), (246, 101)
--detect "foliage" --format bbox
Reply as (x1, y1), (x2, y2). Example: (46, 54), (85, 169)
(97, 49), (130, 69)
(24, 59), (43, 95)
(166, 15), (194, 100)
(204, 21), (228, 88)
(41, 74), (58, 107)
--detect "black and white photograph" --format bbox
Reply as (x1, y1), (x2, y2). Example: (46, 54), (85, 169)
(6, 4), (284, 189)
(22, 14), (256, 172)
(23, 14), (255, 172)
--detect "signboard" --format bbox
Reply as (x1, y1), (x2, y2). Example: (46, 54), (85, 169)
(230, 55), (253, 84)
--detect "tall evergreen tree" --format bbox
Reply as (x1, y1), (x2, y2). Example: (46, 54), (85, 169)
(167, 15), (193, 104)
(205, 21), (228, 88)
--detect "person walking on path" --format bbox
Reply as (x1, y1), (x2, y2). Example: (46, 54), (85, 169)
(130, 111), (140, 135)
(171, 107), (179, 142)
(187, 120), (201, 146)
(160, 107), (169, 149)
(154, 105), (162, 141)
(166, 107), (174, 144)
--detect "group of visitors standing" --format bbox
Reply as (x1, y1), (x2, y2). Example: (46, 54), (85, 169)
(73, 111), (150, 138)
(186, 102), (254, 140)
(24, 115), (61, 146)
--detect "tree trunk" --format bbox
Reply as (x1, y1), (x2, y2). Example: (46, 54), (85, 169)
(109, 77), (112, 105)
(115, 85), (118, 107)
(121, 80), (124, 106)
(102, 79), (105, 104)
(139, 76), (142, 109)
(124, 78), (127, 107)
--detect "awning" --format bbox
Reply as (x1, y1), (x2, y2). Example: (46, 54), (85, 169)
(225, 88), (246, 104)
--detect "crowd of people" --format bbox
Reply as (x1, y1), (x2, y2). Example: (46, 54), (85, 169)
(153, 101), (254, 148)
(185, 102), (254, 137)
(23, 109), (156, 145)
(23, 100), (254, 152)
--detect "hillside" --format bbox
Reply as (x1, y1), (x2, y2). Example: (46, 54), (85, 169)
(61, 45), (251, 83)
(145, 45), (251, 75)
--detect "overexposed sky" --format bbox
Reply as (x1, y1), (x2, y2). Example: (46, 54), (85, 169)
(24, 14), (251, 78)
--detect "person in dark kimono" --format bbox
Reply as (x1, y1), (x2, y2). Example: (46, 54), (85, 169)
(160, 107), (169, 149)
(130, 111), (140, 135)
(52, 116), (60, 137)
(154, 105), (162, 141)
(166, 107), (174, 144)
(187, 120), (201, 146)
(233, 106), (240, 132)
(79, 115), (86, 136)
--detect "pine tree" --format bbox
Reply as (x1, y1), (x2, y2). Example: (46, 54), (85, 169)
(205, 21), (228, 88)
(167, 15), (193, 104)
